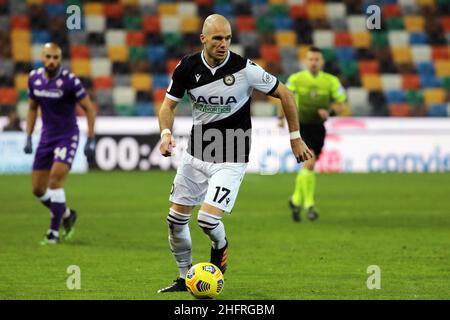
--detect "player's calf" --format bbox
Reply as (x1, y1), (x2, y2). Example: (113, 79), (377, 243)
(198, 211), (228, 273)
(167, 208), (193, 279)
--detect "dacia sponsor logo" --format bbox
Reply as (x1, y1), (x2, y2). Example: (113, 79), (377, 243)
(190, 94), (236, 114)
(33, 89), (64, 98)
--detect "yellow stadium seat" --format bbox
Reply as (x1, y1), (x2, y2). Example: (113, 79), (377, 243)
(15, 74), (29, 90)
(158, 3), (178, 16)
(404, 16), (425, 32)
(269, 0), (288, 4)
(26, 0), (44, 4)
(275, 31), (297, 47)
(424, 88), (445, 105)
(392, 47), (412, 63)
(307, 3), (326, 19)
(435, 60), (450, 77)
(362, 74), (382, 91)
(108, 46), (129, 62)
(297, 45), (311, 61)
(416, 0), (435, 6)
(83, 3), (103, 15)
(352, 32), (372, 48)
(12, 44), (31, 61)
(11, 30), (31, 44)
(131, 73), (152, 91)
(71, 59), (91, 77)
(181, 16), (200, 33)
(119, 0), (138, 5)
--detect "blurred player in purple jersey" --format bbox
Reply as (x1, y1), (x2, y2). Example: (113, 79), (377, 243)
(24, 43), (96, 245)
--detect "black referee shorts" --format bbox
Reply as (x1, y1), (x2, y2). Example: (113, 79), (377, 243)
(300, 123), (326, 157)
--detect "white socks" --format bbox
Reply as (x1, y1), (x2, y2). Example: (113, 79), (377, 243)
(198, 211), (227, 250)
(167, 208), (192, 279)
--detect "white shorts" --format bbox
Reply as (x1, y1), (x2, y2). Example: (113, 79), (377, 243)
(169, 151), (247, 213)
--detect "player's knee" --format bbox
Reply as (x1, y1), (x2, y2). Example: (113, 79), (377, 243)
(48, 175), (64, 189)
(32, 186), (46, 197)
(167, 208), (191, 233)
(197, 211), (222, 233)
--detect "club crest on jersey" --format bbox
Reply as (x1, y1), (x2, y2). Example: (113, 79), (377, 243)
(262, 72), (273, 84)
(56, 79), (63, 87)
(223, 74), (235, 86)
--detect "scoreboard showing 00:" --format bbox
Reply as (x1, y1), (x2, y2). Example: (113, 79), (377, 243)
(93, 135), (185, 171)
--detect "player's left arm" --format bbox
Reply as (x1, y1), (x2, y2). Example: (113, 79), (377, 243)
(329, 76), (347, 116)
(78, 95), (96, 138)
(270, 83), (313, 163)
(78, 95), (97, 162)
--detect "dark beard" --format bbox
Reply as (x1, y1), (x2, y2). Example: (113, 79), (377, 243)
(45, 66), (60, 79)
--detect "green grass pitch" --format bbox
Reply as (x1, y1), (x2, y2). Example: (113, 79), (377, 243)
(0, 171), (449, 299)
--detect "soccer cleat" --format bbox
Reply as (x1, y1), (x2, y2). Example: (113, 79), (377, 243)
(307, 206), (319, 221)
(210, 239), (228, 274)
(157, 278), (188, 293)
(62, 209), (77, 240)
(40, 231), (59, 245)
(289, 198), (302, 222)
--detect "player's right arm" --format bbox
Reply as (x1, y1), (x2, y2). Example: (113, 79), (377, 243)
(24, 98), (38, 154)
(159, 57), (187, 157)
(158, 97), (178, 157)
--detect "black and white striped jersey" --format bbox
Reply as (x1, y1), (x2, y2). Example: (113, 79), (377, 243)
(166, 50), (279, 163)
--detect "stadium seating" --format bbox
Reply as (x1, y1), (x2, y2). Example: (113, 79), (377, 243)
(0, 0), (448, 118)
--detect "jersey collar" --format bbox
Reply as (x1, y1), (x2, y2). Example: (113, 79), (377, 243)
(307, 69), (322, 79)
(201, 50), (230, 76)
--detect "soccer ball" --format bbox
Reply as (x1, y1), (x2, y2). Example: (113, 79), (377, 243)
(185, 262), (224, 299)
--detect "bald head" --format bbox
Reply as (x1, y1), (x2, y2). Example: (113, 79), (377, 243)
(200, 14), (232, 66)
(202, 14), (231, 36)
(42, 42), (62, 78)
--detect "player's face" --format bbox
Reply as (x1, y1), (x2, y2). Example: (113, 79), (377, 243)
(42, 48), (61, 75)
(201, 23), (232, 63)
(306, 51), (324, 74)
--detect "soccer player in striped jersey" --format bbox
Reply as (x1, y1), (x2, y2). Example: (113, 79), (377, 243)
(157, 14), (313, 293)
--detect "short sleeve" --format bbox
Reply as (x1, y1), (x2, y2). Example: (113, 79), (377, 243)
(166, 57), (187, 102)
(285, 74), (297, 92)
(28, 71), (36, 100)
(245, 60), (279, 95)
(71, 74), (87, 102)
(330, 76), (346, 103)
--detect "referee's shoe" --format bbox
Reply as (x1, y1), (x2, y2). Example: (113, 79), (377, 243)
(289, 198), (301, 222)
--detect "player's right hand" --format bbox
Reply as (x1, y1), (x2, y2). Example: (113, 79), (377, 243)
(160, 133), (176, 157)
(24, 136), (32, 154)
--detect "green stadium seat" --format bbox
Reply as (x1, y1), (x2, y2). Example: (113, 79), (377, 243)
(441, 76), (450, 90)
(371, 31), (389, 48)
(339, 61), (358, 78)
(386, 17), (404, 30)
(123, 16), (142, 30)
(256, 16), (274, 33)
(128, 46), (146, 61)
(115, 104), (135, 116)
(321, 48), (336, 63)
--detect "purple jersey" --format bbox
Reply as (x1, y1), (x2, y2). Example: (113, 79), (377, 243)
(28, 67), (87, 137)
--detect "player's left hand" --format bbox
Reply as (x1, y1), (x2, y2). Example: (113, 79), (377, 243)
(290, 138), (313, 163)
(318, 109), (329, 121)
(24, 136), (33, 154)
(84, 137), (96, 163)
